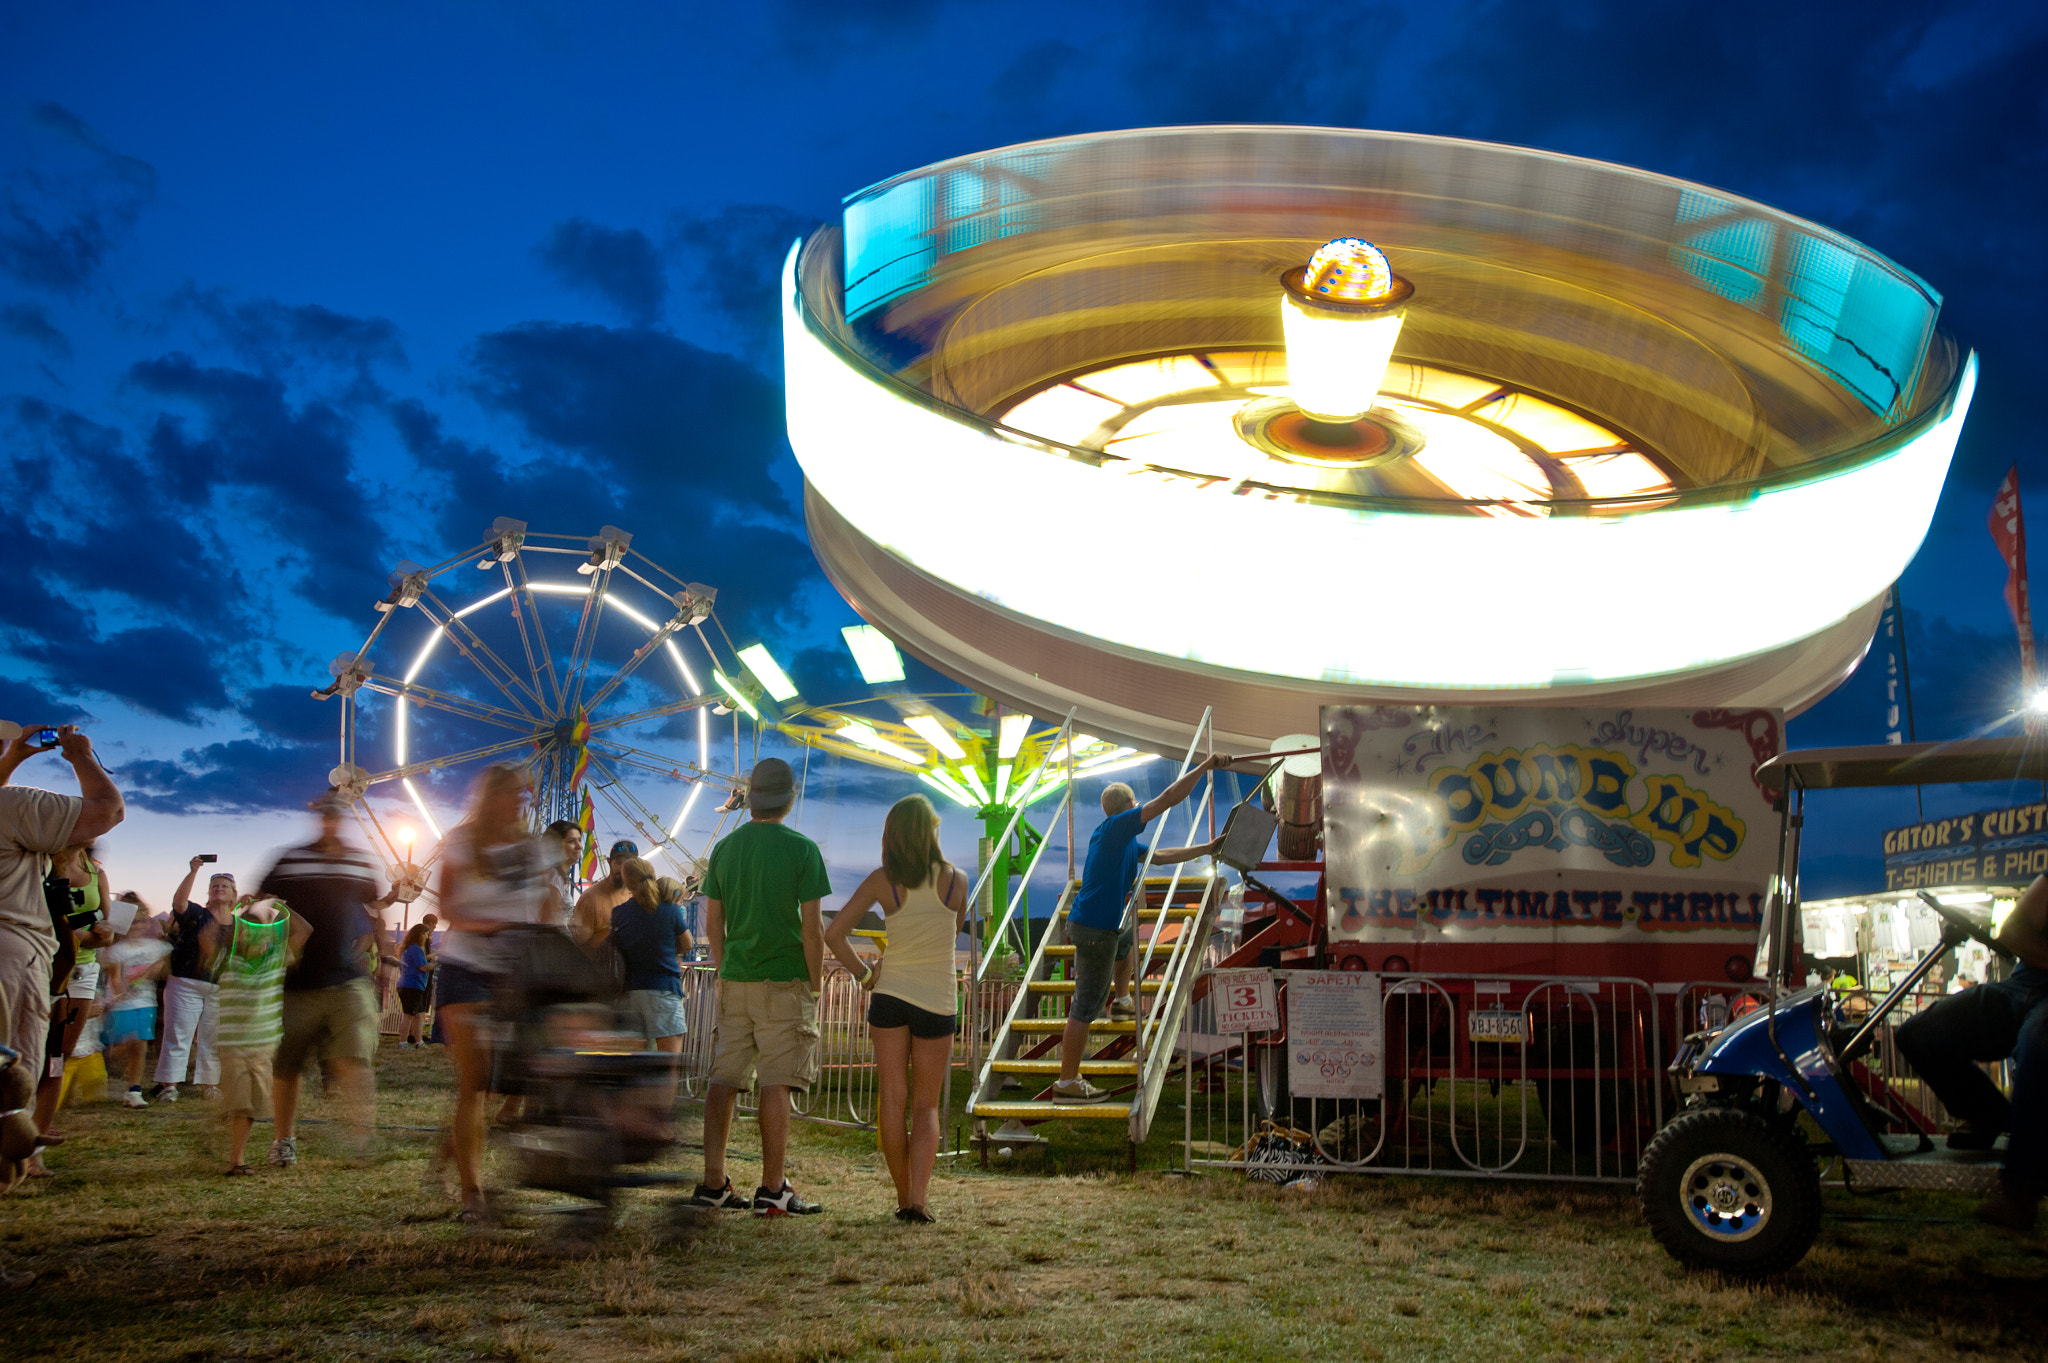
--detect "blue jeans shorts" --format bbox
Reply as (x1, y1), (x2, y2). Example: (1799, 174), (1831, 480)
(1068, 921), (1136, 1025)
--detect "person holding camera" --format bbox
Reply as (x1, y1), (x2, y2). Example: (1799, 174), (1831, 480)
(0, 721), (125, 1161)
(153, 857), (237, 1102)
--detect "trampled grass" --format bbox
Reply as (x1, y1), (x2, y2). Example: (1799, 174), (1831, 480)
(4, 1041), (2045, 1361)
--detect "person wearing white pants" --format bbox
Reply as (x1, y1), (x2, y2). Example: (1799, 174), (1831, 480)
(152, 857), (232, 1097)
(153, 975), (220, 1091)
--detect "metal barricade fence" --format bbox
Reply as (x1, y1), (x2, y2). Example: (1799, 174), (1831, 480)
(1182, 971), (1666, 1184)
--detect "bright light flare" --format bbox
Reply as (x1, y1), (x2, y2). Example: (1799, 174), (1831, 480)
(837, 720), (924, 766)
(738, 644), (799, 702)
(2029, 689), (2048, 714)
(905, 714), (967, 760)
(842, 624), (906, 684)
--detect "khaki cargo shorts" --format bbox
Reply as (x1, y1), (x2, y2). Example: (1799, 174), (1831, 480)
(709, 978), (820, 1095)
(217, 1045), (274, 1117)
(276, 979), (379, 1074)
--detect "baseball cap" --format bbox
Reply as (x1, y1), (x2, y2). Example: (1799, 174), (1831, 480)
(747, 758), (795, 812)
(608, 840), (640, 859)
(308, 789), (349, 814)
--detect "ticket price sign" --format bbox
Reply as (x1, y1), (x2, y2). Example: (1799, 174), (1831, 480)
(1287, 970), (1383, 1099)
(1212, 967), (1279, 1033)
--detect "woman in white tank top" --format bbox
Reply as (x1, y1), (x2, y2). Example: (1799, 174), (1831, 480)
(825, 794), (968, 1223)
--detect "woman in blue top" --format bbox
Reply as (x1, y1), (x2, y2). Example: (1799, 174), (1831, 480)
(609, 858), (694, 1103)
(395, 922), (433, 1048)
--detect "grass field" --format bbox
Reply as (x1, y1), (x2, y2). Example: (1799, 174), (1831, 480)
(5, 1041), (2045, 1361)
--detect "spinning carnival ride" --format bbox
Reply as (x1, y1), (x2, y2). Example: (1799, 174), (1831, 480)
(783, 128), (1973, 755)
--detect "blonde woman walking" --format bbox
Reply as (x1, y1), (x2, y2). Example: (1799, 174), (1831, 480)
(824, 794), (966, 1223)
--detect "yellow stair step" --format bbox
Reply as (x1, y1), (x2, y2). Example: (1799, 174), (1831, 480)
(992, 1055), (1139, 1075)
(1010, 1018), (1135, 1034)
(970, 1100), (1132, 1121)
(1027, 980), (1162, 994)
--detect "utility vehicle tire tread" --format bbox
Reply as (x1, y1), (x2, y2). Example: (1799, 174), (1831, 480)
(1637, 1107), (1821, 1279)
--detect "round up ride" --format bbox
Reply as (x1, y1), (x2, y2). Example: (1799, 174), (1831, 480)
(782, 127), (1971, 756)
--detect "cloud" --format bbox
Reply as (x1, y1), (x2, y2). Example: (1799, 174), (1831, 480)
(0, 302), (70, 357)
(18, 624), (230, 723)
(0, 676), (89, 727)
(174, 287), (407, 380)
(666, 203), (822, 362)
(119, 736), (339, 816)
(537, 218), (668, 326)
(764, 0), (945, 63)
(127, 353), (394, 621)
(1791, 609), (2026, 750)
(0, 102), (156, 294)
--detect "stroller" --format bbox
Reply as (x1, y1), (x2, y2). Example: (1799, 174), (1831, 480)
(484, 925), (687, 1234)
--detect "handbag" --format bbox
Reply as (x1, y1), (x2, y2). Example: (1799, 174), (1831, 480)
(1231, 1120), (1321, 1183)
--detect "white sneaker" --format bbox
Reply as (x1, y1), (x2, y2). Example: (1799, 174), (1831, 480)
(201, 1086), (222, 1102)
(1109, 995), (1137, 1020)
(1050, 1077), (1111, 1104)
(268, 1136), (297, 1167)
(122, 1088), (148, 1108)
(992, 1119), (1047, 1144)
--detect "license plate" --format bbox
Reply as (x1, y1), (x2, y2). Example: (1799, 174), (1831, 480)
(1467, 1009), (1529, 1043)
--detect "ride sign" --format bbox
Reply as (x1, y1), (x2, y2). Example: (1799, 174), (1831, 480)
(1287, 971), (1383, 1099)
(1212, 967), (1279, 1033)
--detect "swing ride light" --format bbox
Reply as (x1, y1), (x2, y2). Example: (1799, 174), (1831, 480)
(905, 713), (967, 760)
(836, 719), (924, 766)
(959, 766), (992, 805)
(997, 713), (1032, 760)
(919, 771), (977, 809)
(1280, 237), (1412, 423)
(713, 670), (760, 720)
(994, 762), (1013, 803)
(842, 624), (907, 684)
(738, 644), (799, 702)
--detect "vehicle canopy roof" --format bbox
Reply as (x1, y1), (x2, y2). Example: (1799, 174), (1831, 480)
(1756, 737), (2048, 794)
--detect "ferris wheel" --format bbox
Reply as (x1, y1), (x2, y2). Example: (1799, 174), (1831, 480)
(316, 518), (749, 910)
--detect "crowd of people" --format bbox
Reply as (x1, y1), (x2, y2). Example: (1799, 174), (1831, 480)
(1, 715), (1244, 1292)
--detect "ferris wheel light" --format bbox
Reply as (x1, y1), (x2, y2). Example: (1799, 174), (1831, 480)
(836, 720), (924, 766)
(738, 644), (799, 702)
(997, 713), (1032, 760)
(401, 778), (443, 839)
(905, 713), (967, 761)
(712, 670), (760, 720)
(841, 624), (907, 684)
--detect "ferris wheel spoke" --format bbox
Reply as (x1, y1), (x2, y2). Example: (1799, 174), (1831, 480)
(584, 737), (725, 787)
(502, 559), (563, 715)
(583, 692), (720, 739)
(359, 678), (538, 734)
(419, 590), (547, 718)
(360, 733), (543, 787)
(561, 567), (616, 717)
(584, 751), (700, 861)
(579, 613), (691, 716)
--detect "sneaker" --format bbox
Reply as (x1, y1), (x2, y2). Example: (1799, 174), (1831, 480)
(1050, 1077), (1111, 1104)
(1109, 995), (1137, 1020)
(267, 1136), (297, 1167)
(686, 1177), (745, 1210)
(148, 1084), (178, 1104)
(1977, 1179), (2040, 1232)
(753, 1181), (822, 1216)
(992, 1119), (1048, 1144)
(200, 1086), (222, 1102)
(122, 1088), (147, 1108)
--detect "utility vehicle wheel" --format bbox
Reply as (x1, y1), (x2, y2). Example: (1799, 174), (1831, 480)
(1637, 1108), (1820, 1278)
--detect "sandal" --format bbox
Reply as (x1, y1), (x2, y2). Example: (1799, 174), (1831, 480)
(893, 1206), (936, 1224)
(224, 1164), (253, 1177)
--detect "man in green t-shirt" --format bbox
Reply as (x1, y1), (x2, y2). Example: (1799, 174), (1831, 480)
(690, 758), (830, 1216)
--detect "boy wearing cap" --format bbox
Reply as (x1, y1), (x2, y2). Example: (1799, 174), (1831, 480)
(571, 839), (640, 950)
(153, 857), (238, 1101)
(690, 758), (830, 1216)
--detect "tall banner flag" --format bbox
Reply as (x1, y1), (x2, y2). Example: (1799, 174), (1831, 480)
(567, 708), (592, 793)
(1879, 586), (1907, 745)
(1989, 465), (2040, 703)
(576, 788), (597, 882)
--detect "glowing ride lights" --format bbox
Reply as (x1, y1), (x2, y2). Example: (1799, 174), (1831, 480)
(783, 128), (1976, 753)
(1278, 237), (1412, 424)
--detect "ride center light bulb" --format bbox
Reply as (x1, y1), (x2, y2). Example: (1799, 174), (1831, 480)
(1280, 238), (1413, 423)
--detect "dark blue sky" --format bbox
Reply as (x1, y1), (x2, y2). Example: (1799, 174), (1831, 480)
(3, 1), (2044, 901)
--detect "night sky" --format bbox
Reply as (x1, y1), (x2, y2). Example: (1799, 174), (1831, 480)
(3, 1), (2044, 909)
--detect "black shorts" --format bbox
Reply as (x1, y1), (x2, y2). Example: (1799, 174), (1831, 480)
(868, 992), (956, 1040)
(398, 987), (427, 1015)
(435, 959), (496, 1008)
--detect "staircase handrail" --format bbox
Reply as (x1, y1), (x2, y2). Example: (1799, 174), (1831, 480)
(964, 708), (1078, 984)
(966, 874), (1082, 1118)
(1123, 707), (1214, 1079)
(1129, 875), (1224, 1144)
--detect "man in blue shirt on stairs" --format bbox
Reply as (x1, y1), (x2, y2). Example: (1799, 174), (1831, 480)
(1051, 754), (1230, 1104)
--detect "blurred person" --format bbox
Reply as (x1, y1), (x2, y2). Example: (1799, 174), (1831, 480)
(253, 791), (399, 1167)
(824, 794), (967, 1223)
(200, 895), (303, 1175)
(102, 896), (167, 1106)
(570, 840), (638, 949)
(27, 842), (114, 1168)
(395, 922), (433, 1047)
(0, 723), (123, 1154)
(687, 759), (830, 1217)
(609, 857), (693, 1108)
(1052, 758), (1229, 1103)
(372, 920), (402, 1015)
(433, 763), (560, 1223)
(154, 859), (235, 1102)
(658, 874), (705, 959)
